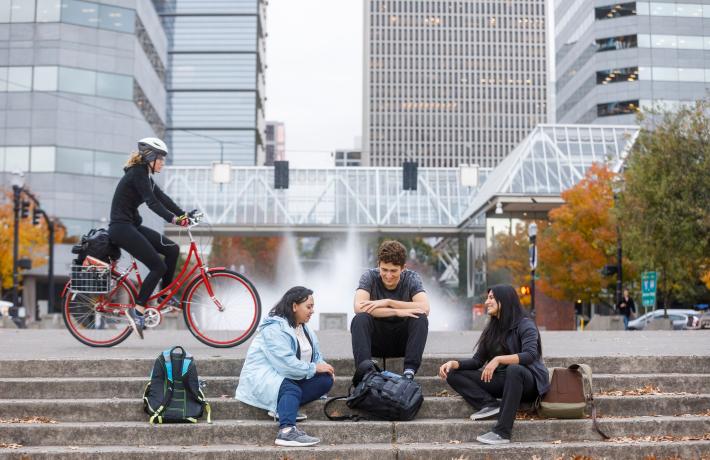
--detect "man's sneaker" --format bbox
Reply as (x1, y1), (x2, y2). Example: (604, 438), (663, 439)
(268, 410), (307, 422)
(470, 405), (500, 420)
(124, 308), (145, 339)
(476, 431), (510, 445)
(274, 426), (320, 447)
(403, 369), (415, 380)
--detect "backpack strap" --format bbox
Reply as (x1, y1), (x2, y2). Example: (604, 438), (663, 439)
(324, 395), (363, 421)
(569, 364), (609, 440)
(180, 362), (212, 424)
(149, 352), (176, 425)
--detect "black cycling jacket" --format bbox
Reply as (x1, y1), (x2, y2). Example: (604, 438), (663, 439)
(109, 164), (184, 226)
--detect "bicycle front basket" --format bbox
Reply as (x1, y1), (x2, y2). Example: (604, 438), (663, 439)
(70, 264), (112, 294)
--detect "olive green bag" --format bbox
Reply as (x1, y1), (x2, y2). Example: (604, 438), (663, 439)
(537, 364), (609, 439)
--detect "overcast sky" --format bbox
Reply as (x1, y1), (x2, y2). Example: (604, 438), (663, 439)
(265, 0), (363, 167)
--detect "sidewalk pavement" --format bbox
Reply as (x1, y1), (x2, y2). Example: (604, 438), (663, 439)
(0, 329), (707, 360)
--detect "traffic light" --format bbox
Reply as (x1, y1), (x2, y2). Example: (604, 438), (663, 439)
(32, 208), (42, 226)
(520, 285), (531, 296)
(274, 160), (289, 189)
(20, 200), (30, 219)
(403, 161), (418, 190)
(601, 264), (618, 276)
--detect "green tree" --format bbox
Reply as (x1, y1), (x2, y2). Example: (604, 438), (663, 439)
(619, 99), (710, 308)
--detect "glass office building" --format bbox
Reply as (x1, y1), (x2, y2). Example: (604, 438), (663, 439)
(0, 0), (168, 236)
(363, 0), (552, 168)
(153, 0), (266, 166)
(555, 0), (710, 123)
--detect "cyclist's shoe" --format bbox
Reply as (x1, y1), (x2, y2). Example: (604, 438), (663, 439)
(125, 308), (145, 339)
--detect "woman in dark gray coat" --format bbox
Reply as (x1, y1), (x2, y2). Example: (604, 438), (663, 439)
(438, 284), (549, 445)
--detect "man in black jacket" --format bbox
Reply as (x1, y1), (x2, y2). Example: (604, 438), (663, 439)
(617, 289), (636, 330)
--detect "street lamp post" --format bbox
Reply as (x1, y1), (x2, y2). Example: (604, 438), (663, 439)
(10, 172), (24, 309)
(612, 180), (624, 309)
(528, 222), (538, 316)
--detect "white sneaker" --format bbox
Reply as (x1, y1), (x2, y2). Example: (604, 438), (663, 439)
(470, 405), (500, 420)
(476, 431), (510, 445)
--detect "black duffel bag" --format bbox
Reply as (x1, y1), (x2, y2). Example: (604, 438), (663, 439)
(324, 360), (423, 421)
(71, 228), (121, 264)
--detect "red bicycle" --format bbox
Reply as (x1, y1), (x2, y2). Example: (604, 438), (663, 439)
(61, 212), (262, 348)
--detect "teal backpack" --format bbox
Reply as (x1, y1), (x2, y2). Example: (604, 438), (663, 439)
(143, 346), (212, 424)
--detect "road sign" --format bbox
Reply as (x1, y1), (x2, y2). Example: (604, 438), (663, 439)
(642, 271), (657, 308)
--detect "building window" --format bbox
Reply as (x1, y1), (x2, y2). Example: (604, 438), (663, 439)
(597, 100), (639, 117)
(596, 35), (637, 52)
(595, 3), (636, 20)
(597, 67), (638, 84)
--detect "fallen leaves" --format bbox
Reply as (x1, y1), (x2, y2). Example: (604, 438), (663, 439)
(606, 433), (710, 443)
(448, 439), (462, 444)
(599, 385), (691, 397)
(550, 440), (562, 444)
(0, 416), (57, 424)
(435, 389), (451, 397)
(516, 411), (542, 420)
(0, 443), (22, 449)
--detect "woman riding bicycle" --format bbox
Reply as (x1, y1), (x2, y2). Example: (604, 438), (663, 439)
(108, 137), (192, 339)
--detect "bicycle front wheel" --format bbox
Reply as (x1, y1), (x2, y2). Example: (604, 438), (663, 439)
(182, 269), (262, 348)
(62, 276), (135, 347)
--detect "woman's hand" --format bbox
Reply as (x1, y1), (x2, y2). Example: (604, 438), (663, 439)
(438, 360), (459, 380)
(316, 362), (335, 376)
(481, 357), (499, 382)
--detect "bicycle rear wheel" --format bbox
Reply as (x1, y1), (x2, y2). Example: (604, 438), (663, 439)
(182, 269), (261, 348)
(62, 276), (135, 347)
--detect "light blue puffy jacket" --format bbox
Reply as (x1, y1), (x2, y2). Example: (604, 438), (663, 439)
(235, 315), (325, 411)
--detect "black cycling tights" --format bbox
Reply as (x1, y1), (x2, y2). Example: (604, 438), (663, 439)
(108, 223), (179, 306)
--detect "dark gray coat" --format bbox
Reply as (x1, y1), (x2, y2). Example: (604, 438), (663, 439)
(458, 317), (550, 396)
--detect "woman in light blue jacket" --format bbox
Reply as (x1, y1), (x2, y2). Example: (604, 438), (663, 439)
(235, 286), (334, 447)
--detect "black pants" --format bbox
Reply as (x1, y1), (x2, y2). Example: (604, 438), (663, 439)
(108, 223), (179, 306)
(350, 312), (428, 373)
(446, 364), (538, 439)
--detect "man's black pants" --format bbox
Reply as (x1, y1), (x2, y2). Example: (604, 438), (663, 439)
(350, 312), (428, 373)
(446, 364), (538, 439)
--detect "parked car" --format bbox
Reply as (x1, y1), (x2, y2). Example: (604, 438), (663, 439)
(700, 312), (710, 329)
(627, 309), (699, 330)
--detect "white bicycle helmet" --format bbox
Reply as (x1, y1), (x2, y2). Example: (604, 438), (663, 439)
(138, 137), (168, 163)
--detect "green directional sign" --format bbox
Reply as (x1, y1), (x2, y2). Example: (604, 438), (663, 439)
(642, 271), (657, 308)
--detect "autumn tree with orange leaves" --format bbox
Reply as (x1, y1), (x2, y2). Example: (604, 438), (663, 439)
(0, 193), (65, 291)
(209, 236), (282, 281)
(537, 163), (634, 304)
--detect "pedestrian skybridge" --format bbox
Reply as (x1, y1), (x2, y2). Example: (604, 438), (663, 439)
(162, 124), (640, 236)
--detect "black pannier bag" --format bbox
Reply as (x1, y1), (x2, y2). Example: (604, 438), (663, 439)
(324, 360), (423, 421)
(71, 228), (121, 264)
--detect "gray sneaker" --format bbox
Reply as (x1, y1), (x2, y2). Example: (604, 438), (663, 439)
(274, 426), (320, 447)
(470, 405), (500, 420)
(268, 410), (307, 422)
(476, 431), (510, 445)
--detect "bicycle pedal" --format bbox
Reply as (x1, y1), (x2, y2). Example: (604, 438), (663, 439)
(143, 308), (162, 328)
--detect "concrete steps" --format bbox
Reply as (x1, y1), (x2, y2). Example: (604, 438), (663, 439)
(2, 440), (709, 460)
(0, 417), (708, 446)
(1, 355), (708, 378)
(0, 355), (708, 459)
(1, 394), (709, 422)
(2, 373), (707, 399)
(0, 374), (708, 400)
